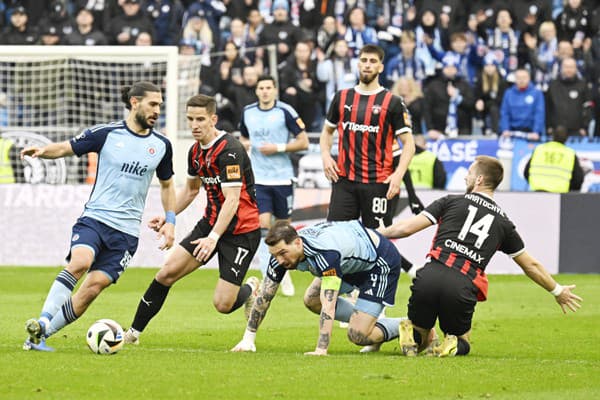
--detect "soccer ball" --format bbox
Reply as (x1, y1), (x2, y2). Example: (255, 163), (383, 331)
(86, 319), (124, 355)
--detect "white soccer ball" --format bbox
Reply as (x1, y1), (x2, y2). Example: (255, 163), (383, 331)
(86, 319), (124, 355)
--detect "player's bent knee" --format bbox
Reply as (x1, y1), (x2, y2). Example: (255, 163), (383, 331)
(347, 327), (371, 346)
(303, 295), (321, 314)
(213, 300), (235, 314)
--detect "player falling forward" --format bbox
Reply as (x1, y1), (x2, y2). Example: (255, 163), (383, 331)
(232, 220), (429, 355)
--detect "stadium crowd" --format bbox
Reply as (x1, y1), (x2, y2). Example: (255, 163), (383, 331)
(1, 0), (600, 137)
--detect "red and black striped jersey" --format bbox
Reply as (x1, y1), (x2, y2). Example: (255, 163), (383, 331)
(422, 192), (525, 272)
(325, 87), (412, 183)
(187, 132), (260, 234)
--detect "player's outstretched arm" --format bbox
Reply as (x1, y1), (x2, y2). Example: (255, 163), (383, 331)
(513, 251), (583, 313)
(231, 276), (280, 352)
(378, 214), (433, 238)
(20, 141), (74, 160)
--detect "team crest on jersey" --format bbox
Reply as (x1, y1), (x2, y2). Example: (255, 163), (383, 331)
(73, 132), (86, 141)
(403, 111), (412, 125)
(296, 117), (306, 129)
(226, 164), (241, 179)
(372, 105), (381, 115)
(147, 145), (157, 157)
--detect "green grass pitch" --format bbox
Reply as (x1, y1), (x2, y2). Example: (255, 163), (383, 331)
(1, 267), (599, 399)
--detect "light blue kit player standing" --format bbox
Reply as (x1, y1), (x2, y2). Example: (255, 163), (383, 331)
(21, 81), (177, 351)
(232, 220), (411, 355)
(238, 75), (309, 297)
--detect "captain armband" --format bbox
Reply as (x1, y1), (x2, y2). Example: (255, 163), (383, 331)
(321, 275), (342, 291)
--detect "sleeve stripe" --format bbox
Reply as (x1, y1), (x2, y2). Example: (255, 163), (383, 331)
(325, 120), (337, 128)
(395, 127), (412, 136)
(221, 182), (243, 187)
(422, 211), (437, 224)
(509, 248), (526, 258)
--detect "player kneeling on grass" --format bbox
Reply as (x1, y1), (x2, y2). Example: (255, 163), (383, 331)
(232, 220), (409, 356)
(379, 155), (583, 357)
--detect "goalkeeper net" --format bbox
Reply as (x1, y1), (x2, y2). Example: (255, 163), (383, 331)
(0, 45), (275, 184)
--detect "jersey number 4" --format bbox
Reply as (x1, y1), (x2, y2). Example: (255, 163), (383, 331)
(458, 205), (495, 249)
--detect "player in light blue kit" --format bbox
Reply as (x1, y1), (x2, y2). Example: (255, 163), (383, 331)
(20, 81), (176, 351)
(232, 220), (416, 355)
(239, 75), (309, 297)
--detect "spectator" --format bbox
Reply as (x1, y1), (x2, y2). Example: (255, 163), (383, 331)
(546, 57), (593, 136)
(426, 31), (482, 85)
(0, 136), (17, 184)
(474, 52), (509, 135)
(226, 64), (259, 122)
(524, 125), (584, 192)
(37, 0), (76, 39)
(340, 7), (378, 58)
(391, 76), (425, 135)
(105, 0), (155, 45)
(185, 0), (226, 48)
(63, 7), (108, 46)
(279, 40), (322, 131)
(224, 18), (260, 68)
(423, 58), (475, 139)
(180, 9), (214, 64)
(223, 0), (258, 22)
(555, 0), (593, 44)
(258, 0), (303, 66)
(135, 31), (153, 45)
(385, 30), (430, 87)
(316, 38), (358, 110)
(406, 8), (442, 81)
(406, 134), (447, 189)
(144, 0), (184, 46)
(417, 0), (468, 35)
(38, 24), (61, 45)
(468, 0), (505, 32)
(0, 5), (38, 45)
(315, 15), (338, 57)
(478, 8), (520, 82)
(510, 0), (553, 34)
(499, 68), (546, 141)
(218, 40), (250, 95)
(525, 20), (557, 91)
(72, 0), (121, 32)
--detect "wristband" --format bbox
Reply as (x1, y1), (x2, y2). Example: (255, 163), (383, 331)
(208, 231), (220, 241)
(165, 211), (176, 225)
(550, 283), (564, 296)
(242, 328), (256, 342)
(276, 143), (287, 153)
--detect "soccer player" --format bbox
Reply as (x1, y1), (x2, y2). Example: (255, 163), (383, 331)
(21, 81), (176, 351)
(124, 94), (261, 344)
(231, 220), (415, 355)
(320, 43), (416, 229)
(238, 75), (309, 297)
(380, 156), (583, 357)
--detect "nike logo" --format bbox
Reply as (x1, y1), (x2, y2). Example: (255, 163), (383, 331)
(228, 153), (237, 159)
(344, 105), (352, 111)
(141, 297), (152, 306)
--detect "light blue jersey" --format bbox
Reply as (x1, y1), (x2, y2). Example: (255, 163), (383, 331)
(70, 121), (174, 237)
(239, 100), (304, 185)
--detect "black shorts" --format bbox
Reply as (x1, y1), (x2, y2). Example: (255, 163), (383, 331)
(179, 220), (260, 286)
(327, 177), (399, 229)
(407, 260), (478, 336)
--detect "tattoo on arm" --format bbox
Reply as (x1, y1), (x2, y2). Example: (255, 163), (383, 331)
(247, 278), (278, 331)
(323, 289), (335, 302)
(317, 333), (330, 350)
(319, 312), (332, 329)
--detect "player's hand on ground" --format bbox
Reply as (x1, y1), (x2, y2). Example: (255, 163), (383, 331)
(20, 146), (43, 159)
(555, 285), (583, 313)
(304, 348), (328, 356)
(322, 154), (340, 182)
(190, 236), (217, 262)
(148, 216), (165, 232)
(157, 222), (175, 250)
(231, 339), (256, 352)
(384, 171), (403, 199)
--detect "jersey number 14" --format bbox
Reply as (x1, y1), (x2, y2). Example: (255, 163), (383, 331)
(458, 205), (495, 249)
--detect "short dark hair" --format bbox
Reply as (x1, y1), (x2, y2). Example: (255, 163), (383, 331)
(474, 156), (504, 190)
(552, 125), (568, 144)
(256, 75), (276, 87)
(186, 94), (217, 115)
(359, 44), (385, 62)
(265, 220), (298, 246)
(120, 81), (161, 110)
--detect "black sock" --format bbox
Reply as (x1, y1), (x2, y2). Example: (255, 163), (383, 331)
(400, 256), (413, 273)
(131, 279), (171, 332)
(228, 283), (252, 313)
(456, 337), (471, 356)
(413, 329), (422, 345)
